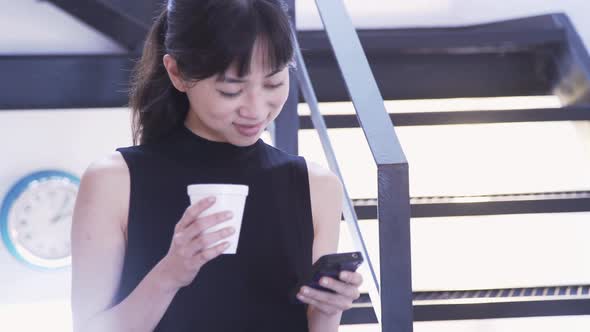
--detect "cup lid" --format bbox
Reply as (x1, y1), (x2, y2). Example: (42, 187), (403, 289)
(187, 184), (249, 196)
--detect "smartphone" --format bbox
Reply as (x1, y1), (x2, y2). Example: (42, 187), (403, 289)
(292, 251), (364, 304)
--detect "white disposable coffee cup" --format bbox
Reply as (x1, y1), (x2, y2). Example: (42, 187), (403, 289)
(186, 184), (248, 254)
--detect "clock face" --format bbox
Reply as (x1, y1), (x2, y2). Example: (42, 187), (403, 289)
(1, 171), (79, 269)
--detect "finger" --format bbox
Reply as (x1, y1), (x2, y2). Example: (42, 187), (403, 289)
(176, 196), (216, 230)
(181, 210), (233, 241)
(340, 271), (363, 286)
(188, 241), (230, 268)
(298, 286), (352, 311)
(296, 293), (341, 315)
(318, 277), (360, 300)
(184, 226), (235, 257)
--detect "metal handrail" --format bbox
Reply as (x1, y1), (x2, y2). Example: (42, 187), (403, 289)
(291, 32), (383, 324)
(293, 1), (414, 331)
(313, 0), (407, 165)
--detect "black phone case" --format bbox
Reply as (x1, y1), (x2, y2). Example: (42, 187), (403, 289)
(291, 251), (364, 304)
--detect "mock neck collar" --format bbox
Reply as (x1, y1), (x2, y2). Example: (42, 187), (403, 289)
(159, 124), (263, 168)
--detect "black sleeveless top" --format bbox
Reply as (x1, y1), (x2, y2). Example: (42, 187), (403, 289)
(114, 124), (314, 331)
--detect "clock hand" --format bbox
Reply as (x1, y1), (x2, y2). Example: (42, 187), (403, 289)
(50, 214), (61, 223)
(50, 212), (72, 224)
(51, 196), (73, 224)
(59, 196), (71, 211)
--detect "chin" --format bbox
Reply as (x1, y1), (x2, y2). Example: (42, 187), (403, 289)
(229, 134), (260, 147)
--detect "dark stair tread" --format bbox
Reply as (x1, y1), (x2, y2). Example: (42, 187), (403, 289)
(351, 285), (590, 304)
(350, 191), (590, 218)
(299, 106), (590, 129)
(341, 285), (590, 324)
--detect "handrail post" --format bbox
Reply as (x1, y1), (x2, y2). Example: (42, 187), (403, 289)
(273, 0), (299, 154)
(379, 163), (413, 331)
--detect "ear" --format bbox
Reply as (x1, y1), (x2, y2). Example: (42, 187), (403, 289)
(163, 54), (188, 92)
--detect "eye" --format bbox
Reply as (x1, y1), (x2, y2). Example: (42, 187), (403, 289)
(265, 82), (284, 90)
(218, 90), (242, 98)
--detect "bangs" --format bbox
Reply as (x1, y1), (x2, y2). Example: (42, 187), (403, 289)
(212, 0), (294, 78)
(173, 0), (294, 82)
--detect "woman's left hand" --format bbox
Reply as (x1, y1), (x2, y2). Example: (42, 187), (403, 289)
(296, 271), (363, 316)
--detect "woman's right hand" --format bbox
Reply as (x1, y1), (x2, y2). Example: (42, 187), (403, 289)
(157, 196), (235, 291)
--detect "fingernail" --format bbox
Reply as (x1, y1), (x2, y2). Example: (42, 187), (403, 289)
(225, 211), (233, 218)
(302, 287), (309, 294)
(227, 227), (235, 235)
(321, 278), (329, 286)
(341, 272), (349, 280)
(297, 294), (305, 300)
(207, 196), (216, 203)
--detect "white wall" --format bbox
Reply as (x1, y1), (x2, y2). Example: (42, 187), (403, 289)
(0, 109), (132, 299)
(1, 1), (590, 331)
(0, 109), (132, 330)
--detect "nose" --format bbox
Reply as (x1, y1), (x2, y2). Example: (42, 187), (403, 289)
(238, 92), (267, 121)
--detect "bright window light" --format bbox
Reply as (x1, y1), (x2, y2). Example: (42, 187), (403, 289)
(299, 121), (590, 198)
(298, 96), (563, 115)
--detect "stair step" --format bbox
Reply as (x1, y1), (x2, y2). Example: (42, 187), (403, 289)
(44, 0), (148, 51)
(300, 106), (590, 128)
(299, 19), (565, 53)
(352, 191), (590, 219)
(342, 286), (590, 324)
(298, 121), (590, 199)
(297, 14), (585, 102)
(340, 212), (590, 293)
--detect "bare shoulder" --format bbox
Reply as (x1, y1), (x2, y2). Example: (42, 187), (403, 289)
(302, 159), (344, 261)
(303, 159), (343, 233)
(304, 159), (343, 195)
(81, 151), (129, 194)
(75, 151), (130, 232)
(84, 151), (128, 180)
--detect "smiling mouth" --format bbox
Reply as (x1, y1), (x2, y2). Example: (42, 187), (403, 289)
(233, 122), (264, 137)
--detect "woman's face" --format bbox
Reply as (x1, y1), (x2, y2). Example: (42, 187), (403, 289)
(174, 40), (291, 147)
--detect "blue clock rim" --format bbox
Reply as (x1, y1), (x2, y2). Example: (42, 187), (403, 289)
(0, 170), (80, 270)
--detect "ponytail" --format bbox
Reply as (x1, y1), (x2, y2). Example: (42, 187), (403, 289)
(129, 7), (189, 145)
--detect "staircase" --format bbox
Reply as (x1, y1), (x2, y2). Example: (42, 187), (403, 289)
(287, 5), (590, 330)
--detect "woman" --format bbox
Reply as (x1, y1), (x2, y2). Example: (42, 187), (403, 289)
(71, 0), (362, 331)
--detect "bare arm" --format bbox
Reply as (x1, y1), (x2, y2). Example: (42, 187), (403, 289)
(305, 161), (343, 332)
(71, 152), (178, 332)
(71, 152), (234, 332)
(298, 160), (363, 332)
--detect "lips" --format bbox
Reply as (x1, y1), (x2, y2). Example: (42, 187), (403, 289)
(233, 122), (264, 137)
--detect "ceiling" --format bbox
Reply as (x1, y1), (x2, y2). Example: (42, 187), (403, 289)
(2, 0), (587, 54)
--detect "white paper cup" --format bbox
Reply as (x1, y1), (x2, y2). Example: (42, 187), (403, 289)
(187, 184), (248, 254)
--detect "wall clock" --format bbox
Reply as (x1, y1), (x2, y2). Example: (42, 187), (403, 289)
(0, 170), (79, 269)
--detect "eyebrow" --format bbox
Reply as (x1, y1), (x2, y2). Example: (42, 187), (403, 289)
(217, 67), (284, 83)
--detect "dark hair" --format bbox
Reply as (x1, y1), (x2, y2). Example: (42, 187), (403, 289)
(129, 0), (294, 145)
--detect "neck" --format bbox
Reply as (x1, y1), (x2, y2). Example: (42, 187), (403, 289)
(183, 109), (227, 143)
